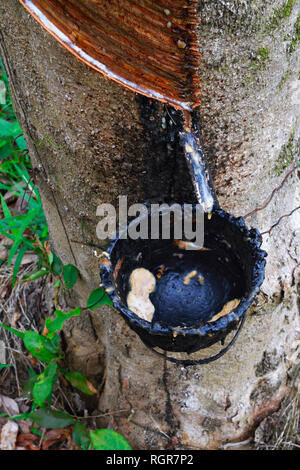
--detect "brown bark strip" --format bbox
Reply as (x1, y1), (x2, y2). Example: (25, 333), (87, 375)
(18, 0), (201, 110)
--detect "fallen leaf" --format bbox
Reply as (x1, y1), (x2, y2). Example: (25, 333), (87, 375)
(44, 241), (50, 255)
(16, 433), (39, 450)
(42, 429), (68, 450)
(0, 394), (19, 416)
(0, 237), (14, 262)
(20, 253), (39, 266)
(3, 190), (17, 204)
(0, 283), (10, 299)
(15, 196), (28, 214)
(18, 420), (31, 435)
(1, 237), (14, 247)
(11, 312), (21, 328)
(87, 380), (98, 394)
(0, 246), (9, 261)
(0, 420), (19, 450)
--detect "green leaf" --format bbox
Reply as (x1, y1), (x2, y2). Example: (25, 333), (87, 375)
(48, 251), (54, 266)
(30, 427), (43, 437)
(23, 374), (38, 399)
(32, 361), (58, 407)
(53, 280), (61, 288)
(72, 422), (91, 450)
(28, 269), (49, 280)
(0, 322), (24, 339)
(51, 252), (62, 275)
(23, 330), (60, 363)
(7, 412), (31, 420)
(96, 292), (113, 308)
(45, 307), (81, 334)
(12, 245), (27, 287)
(7, 206), (41, 266)
(15, 135), (27, 151)
(89, 429), (132, 450)
(86, 288), (112, 309)
(0, 193), (12, 219)
(41, 225), (48, 239)
(64, 371), (96, 396)
(30, 407), (75, 429)
(46, 332), (61, 350)
(63, 264), (78, 289)
(0, 118), (21, 138)
(0, 140), (13, 159)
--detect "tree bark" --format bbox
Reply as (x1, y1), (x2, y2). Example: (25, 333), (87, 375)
(1, 0), (300, 449)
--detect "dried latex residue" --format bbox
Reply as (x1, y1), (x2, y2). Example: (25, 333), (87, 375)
(183, 270), (197, 285)
(127, 268), (156, 322)
(208, 299), (240, 323)
(174, 240), (208, 251)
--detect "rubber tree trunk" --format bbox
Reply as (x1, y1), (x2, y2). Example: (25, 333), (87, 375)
(1, 0), (300, 449)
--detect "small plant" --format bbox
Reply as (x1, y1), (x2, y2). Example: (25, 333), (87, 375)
(0, 303), (129, 450)
(0, 58), (48, 284)
(0, 58), (128, 450)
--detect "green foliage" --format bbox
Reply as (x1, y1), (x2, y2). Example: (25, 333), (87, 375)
(23, 330), (61, 363)
(0, 363), (11, 369)
(32, 361), (58, 407)
(29, 407), (75, 429)
(73, 424), (132, 451)
(51, 251), (62, 275)
(0, 313), (93, 418)
(0, 315), (131, 448)
(0, 57), (127, 450)
(23, 369), (39, 399)
(0, 322), (25, 339)
(63, 264), (78, 289)
(30, 427), (43, 437)
(64, 371), (96, 396)
(45, 307), (81, 334)
(72, 422), (91, 450)
(90, 429), (132, 450)
(87, 287), (113, 309)
(0, 59), (48, 285)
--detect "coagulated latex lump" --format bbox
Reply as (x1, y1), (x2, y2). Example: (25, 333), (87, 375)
(127, 268), (156, 322)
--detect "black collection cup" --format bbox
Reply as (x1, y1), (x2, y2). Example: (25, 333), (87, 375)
(100, 206), (267, 365)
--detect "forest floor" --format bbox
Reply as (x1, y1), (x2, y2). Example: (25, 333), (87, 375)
(0, 263), (98, 450)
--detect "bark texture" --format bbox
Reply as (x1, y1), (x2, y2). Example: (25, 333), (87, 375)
(1, 0), (300, 449)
